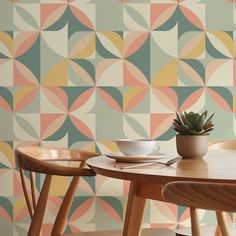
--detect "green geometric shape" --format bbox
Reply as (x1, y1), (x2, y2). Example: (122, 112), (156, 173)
(15, 114), (39, 139)
(45, 7), (92, 37)
(61, 86), (93, 108)
(95, 0), (124, 30)
(69, 59), (95, 86)
(0, 87), (13, 109)
(157, 126), (176, 141)
(208, 86), (232, 109)
(126, 34), (150, 80)
(93, 197), (124, 231)
(69, 196), (92, 217)
(150, 34), (176, 84)
(0, 2), (15, 30)
(17, 36), (40, 82)
(178, 206), (188, 221)
(99, 197), (123, 220)
(96, 32), (122, 59)
(95, 90), (123, 139)
(124, 114), (149, 138)
(179, 59), (205, 86)
(124, 5), (149, 30)
(206, 89), (234, 140)
(205, 0), (235, 30)
(0, 31), (13, 59)
(44, 117), (93, 145)
(0, 197), (13, 236)
(14, 5), (39, 30)
(206, 33), (232, 59)
(15, 90), (40, 113)
(173, 86), (203, 108)
(155, 7), (201, 37)
(0, 110), (15, 140)
(98, 86), (123, 110)
(40, 35), (65, 83)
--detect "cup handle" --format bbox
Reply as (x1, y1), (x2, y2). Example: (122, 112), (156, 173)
(153, 143), (160, 153)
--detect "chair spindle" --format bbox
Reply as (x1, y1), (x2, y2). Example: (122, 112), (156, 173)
(20, 169), (34, 219)
(29, 171), (37, 210)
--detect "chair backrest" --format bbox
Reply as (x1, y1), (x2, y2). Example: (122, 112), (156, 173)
(208, 140), (236, 150)
(162, 181), (236, 213)
(15, 146), (99, 236)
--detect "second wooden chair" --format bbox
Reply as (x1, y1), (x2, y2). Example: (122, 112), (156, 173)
(162, 181), (236, 236)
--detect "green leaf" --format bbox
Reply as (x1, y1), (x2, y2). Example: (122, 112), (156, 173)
(174, 110), (214, 135)
(195, 114), (205, 132)
(202, 110), (207, 119)
(173, 119), (181, 126)
(176, 112), (184, 126)
(203, 113), (214, 129)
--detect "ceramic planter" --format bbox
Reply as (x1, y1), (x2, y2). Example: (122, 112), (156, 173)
(176, 134), (209, 159)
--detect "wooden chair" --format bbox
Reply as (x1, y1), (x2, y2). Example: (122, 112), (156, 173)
(162, 181), (236, 236)
(208, 140), (236, 150)
(15, 146), (175, 236)
(208, 140), (236, 235)
(15, 146), (101, 236)
(161, 141), (236, 236)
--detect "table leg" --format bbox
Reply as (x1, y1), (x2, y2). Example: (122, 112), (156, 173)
(123, 181), (147, 236)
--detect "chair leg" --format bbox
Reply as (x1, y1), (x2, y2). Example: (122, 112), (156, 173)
(215, 211), (230, 236)
(51, 161), (86, 236)
(190, 207), (201, 236)
(28, 174), (52, 236)
(51, 176), (80, 236)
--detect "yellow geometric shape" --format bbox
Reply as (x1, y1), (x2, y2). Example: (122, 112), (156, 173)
(97, 32), (123, 58)
(152, 60), (178, 86)
(0, 32), (13, 58)
(233, 93), (236, 112)
(70, 32), (95, 59)
(49, 175), (69, 196)
(0, 142), (14, 167)
(42, 59), (68, 86)
(181, 32), (205, 59)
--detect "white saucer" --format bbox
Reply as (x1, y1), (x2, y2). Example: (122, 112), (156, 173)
(105, 152), (167, 163)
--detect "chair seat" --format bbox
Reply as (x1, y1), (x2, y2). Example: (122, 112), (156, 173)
(64, 228), (175, 236)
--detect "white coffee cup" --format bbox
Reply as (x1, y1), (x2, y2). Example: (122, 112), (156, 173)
(116, 139), (160, 156)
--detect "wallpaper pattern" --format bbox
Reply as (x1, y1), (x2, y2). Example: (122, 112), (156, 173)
(1, 0), (236, 235)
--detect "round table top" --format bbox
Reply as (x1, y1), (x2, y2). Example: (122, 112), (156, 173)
(86, 149), (236, 184)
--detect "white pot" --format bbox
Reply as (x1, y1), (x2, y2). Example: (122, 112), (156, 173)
(176, 134), (209, 159)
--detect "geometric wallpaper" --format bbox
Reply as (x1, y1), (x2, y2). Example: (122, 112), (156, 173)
(1, 0), (236, 235)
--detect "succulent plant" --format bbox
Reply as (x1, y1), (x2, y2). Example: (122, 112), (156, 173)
(173, 110), (214, 135)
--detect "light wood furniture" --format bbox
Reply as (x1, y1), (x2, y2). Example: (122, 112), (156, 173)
(64, 229), (174, 236)
(174, 139), (236, 236)
(15, 146), (175, 236)
(86, 147), (236, 236)
(15, 146), (99, 236)
(174, 141), (236, 236)
(208, 140), (236, 236)
(162, 181), (236, 236)
(209, 140), (236, 150)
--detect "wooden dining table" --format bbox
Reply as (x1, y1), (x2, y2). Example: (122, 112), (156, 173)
(86, 148), (236, 236)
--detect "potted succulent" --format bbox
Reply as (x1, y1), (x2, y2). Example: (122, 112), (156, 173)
(173, 110), (214, 159)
